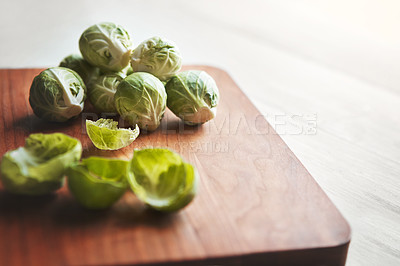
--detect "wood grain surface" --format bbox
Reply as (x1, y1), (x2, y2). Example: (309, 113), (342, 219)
(0, 66), (350, 266)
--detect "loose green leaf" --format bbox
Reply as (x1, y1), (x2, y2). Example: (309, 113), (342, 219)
(67, 157), (129, 209)
(127, 148), (199, 212)
(0, 133), (82, 195)
(86, 118), (139, 150)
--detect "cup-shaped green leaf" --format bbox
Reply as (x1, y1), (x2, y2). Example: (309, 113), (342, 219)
(59, 54), (101, 85)
(130, 37), (182, 81)
(127, 148), (199, 212)
(79, 22), (133, 72)
(29, 67), (87, 122)
(114, 72), (167, 131)
(0, 133), (82, 195)
(86, 118), (140, 150)
(67, 157), (129, 209)
(166, 70), (219, 125)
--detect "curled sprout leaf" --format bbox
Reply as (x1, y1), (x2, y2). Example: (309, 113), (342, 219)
(67, 157), (129, 209)
(114, 72), (167, 131)
(59, 54), (100, 85)
(88, 72), (126, 113)
(29, 67), (87, 122)
(128, 148), (199, 212)
(79, 22), (133, 72)
(166, 70), (219, 125)
(130, 37), (182, 81)
(0, 133), (82, 195)
(124, 65), (134, 76)
(86, 118), (139, 150)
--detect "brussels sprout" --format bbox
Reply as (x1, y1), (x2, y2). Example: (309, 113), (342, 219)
(79, 22), (133, 72)
(114, 72), (167, 131)
(29, 67), (86, 122)
(59, 54), (100, 85)
(130, 37), (182, 81)
(128, 148), (198, 212)
(166, 70), (219, 125)
(0, 133), (82, 195)
(88, 72), (125, 113)
(67, 157), (129, 209)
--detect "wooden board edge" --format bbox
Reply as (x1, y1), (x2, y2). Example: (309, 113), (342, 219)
(189, 64), (352, 238)
(107, 241), (350, 266)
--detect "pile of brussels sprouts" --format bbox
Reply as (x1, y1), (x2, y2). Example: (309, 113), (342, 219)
(0, 22), (222, 212)
(30, 22), (220, 130)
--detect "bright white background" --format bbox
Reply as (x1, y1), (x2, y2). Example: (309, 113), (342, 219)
(1, 1), (400, 265)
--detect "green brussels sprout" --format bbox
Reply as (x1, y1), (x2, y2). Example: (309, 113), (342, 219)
(79, 22), (133, 72)
(114, 72), (167, 131)
(128, 148), (198, 212)
(0, 133), (82, 195)
(59, 54), (100, 85)
(88, 72), (126, 113)
(130, 37), (182, 81)
(29, 67), (86, 122)
(67, 157), (129, 209)
(165, 70), (219, 125)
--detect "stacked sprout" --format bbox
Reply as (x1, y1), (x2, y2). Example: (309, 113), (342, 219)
(30, 22), (220, 129)
(7, 22), (222, 212)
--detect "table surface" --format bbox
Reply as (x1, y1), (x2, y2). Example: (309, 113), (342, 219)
(0, 1), (399, 265)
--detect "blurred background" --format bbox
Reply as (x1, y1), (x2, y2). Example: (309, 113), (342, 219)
(1, 0), (399, 265)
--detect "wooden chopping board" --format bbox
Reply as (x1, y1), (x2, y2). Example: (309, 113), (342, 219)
(0, 66), (350, 266)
